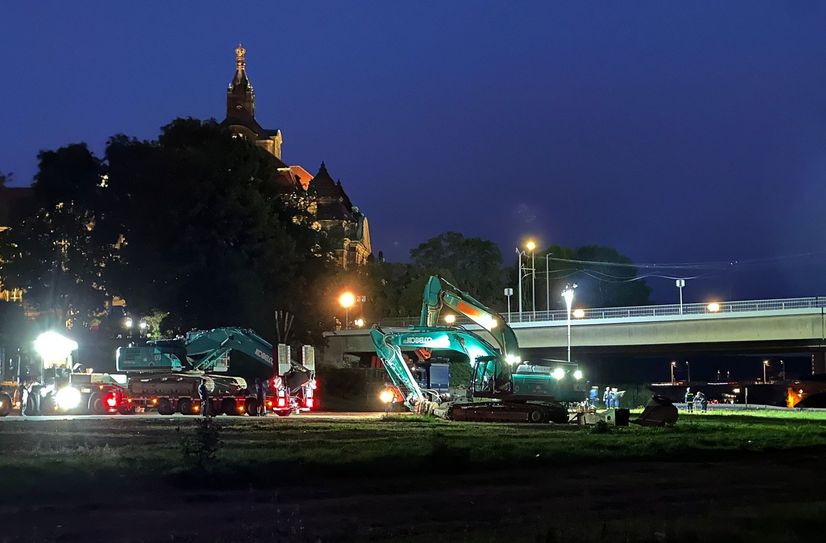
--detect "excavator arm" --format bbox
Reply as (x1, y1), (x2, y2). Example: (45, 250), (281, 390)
(420, 276), (521, 362)
(370, 325), (513, 408)
(184, 327), (274, 371)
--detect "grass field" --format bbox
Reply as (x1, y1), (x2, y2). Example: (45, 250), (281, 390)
(2, 411), (826, 541)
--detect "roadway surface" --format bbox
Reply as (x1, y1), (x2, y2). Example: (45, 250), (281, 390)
(0, 410), (387, 422)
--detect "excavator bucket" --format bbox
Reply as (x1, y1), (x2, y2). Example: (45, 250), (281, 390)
(633, 394), (678, 427)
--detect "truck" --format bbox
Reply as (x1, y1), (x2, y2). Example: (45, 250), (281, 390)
(116, 327), (316, 416)
(1, 337), (128, 416)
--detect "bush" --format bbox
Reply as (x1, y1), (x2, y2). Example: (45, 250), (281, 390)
(180, 418), (223, 471)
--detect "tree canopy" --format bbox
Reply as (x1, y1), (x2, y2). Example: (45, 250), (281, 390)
(1, 119), (334, 343)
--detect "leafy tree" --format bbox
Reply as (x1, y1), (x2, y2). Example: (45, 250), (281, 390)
(1, 145), (113, 329)
(410, 232), (504, 308)
(511, 244), (651, 310)
(1, 119), (336, 343)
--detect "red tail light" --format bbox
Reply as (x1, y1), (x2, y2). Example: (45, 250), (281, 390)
(106, 396), (118, 408)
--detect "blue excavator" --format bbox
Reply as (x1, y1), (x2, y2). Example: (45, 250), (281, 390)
(116, 327), (316, 416)
(371, 276), (586, 423)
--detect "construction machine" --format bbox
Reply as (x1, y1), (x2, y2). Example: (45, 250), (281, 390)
(116, 327), (316, 416)
(371, 276), (588, 423)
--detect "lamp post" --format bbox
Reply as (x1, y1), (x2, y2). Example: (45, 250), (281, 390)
(675, 279), (685, 314)
(781, 359), (785, 381)
(526, 240), (536, 320)
(515, 248), (523, 316)
(670, 361), (676, 384)
(562, 283), (577, 364)
(545, 252), (552, 315)
(763, 359), (769, 383)
(516, 243), (536, 320)
(686, 360), (691, 383)
(339, 291), (356, 330)
(504, 288), (513, 322)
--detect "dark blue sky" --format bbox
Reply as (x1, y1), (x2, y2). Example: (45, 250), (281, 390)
(3, 1), (826, 303)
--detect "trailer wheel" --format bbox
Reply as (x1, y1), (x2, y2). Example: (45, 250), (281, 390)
(118, 404), (135, 415)
(89, 393), (106, 415)
(157, 398), (174, 415)
(178, 398), (194, 415)
(0, 393), (11, 417)
(528, 408), (546, 424)
(245, 397), (259, 416)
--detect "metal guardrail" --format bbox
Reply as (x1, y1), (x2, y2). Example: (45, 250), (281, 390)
(372, 296), (826, 328)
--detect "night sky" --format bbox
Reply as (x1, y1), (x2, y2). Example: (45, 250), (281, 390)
(3, 1), (826, 303)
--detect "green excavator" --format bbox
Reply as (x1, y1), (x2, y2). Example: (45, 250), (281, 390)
(371, 276), (586, 423)
(371, 275), (678, 425)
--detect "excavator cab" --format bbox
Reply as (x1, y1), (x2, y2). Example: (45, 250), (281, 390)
(470, 356), (513, 397)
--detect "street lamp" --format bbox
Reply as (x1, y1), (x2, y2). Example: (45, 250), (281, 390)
(526, 240), (536, 320)
(562, 283), (577, 364)
(515, 245), (536, 320)
(670, 361), (677, 384)
(339, 291), (356, 329)
(781, 359), (785, 381)
(545, 252), (552, 315)
(504, 288), (513, 322)
(354, 318), (365, 328)
(763, 359), (769, 383)
(675, 279), (685, 314)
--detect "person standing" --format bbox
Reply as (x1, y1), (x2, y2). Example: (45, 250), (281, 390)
(684, 387), (694, 413)
(198, 378), (210, 417)
(602, 386), (611, 408)
(588, 386), (598, 409)
(255, 377), (266, 416)
(18, 378), (29, 416)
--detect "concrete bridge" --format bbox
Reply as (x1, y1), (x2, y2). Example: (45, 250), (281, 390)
(321, 297), (826, 370)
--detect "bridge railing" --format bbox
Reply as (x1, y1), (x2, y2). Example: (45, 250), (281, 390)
(372, 296), (826, 328)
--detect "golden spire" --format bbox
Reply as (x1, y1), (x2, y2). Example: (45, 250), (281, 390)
(235, 43), (246, 69)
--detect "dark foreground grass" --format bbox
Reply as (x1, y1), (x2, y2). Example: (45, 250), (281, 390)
(2, 413), (826, 542)
(2, 412), (826, 489)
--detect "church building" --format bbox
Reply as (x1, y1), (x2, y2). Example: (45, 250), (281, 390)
(221, 45), (371, 268)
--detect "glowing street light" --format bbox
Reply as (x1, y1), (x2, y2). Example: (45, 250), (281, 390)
(670, 360), (677, 384)
(572, 308), (585, 319)
(124, 317), (134, 329)
(354, 318), (366, 328)
(707, 302), (721, 313)
(443, 314), (456, 325)
(763, 359), (770, 383)
(339, 291), (356, 329)
(562, 283), (577, 364)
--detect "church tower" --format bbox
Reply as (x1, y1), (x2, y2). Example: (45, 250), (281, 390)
(227, 44), (255, 121)
(222, 44), (284, 161)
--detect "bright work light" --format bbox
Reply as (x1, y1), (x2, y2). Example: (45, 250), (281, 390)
(34, 331), (78, 365)
(56, 386), (82, 411)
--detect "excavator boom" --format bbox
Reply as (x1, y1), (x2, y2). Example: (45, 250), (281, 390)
(420, 276), (520, 361)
